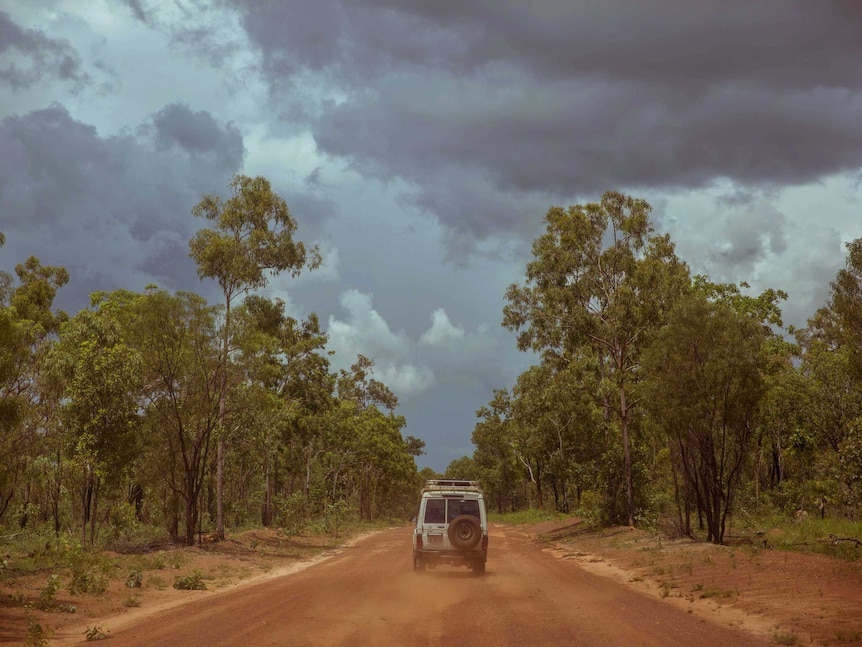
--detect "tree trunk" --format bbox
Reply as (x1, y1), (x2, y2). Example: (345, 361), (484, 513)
(263, 462), (273, 527)
(216, 295), (232, 541)
(185, 486), (197, 546)
(216, 433), (224, 539)
(89, 479), (100, 544)
(620, 384), (634, 527)
(82, 467), (93, 544)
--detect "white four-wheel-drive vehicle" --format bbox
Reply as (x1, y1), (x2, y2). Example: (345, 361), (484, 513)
(412, 479), (488, 575)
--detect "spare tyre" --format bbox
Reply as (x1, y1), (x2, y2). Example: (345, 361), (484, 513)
(448, 515), (481, 550)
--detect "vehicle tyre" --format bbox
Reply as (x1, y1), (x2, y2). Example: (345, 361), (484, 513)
(472, 559), (485, 576)
(448, 515), (481, 550)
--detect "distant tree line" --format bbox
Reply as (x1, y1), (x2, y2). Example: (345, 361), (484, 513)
(0, 176), (423, 547)
(454, 191), (862, 544)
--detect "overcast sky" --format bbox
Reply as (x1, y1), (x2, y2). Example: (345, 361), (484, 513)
(1, 1), (861, 471)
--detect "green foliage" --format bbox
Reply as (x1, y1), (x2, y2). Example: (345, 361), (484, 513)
(321, 499), (351, 538)
(189, 174), (321, 296)
(643, 292), (768, 543)
(276, 493), (309, 536)
(24, 607), (53, 647)
(487, 508), (570, 525)
(36, 574), (61, 610)
(126, 570), (143, 588)
(502, 191), (690, 525)
(69, 569), (107, 596)
(576, 490), (604, 526)
(173, 569), (207, 590)
(7, 187), (861, 586)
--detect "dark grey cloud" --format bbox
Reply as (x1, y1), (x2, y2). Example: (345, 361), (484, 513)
(709, 201), (788, 273)
(150, 103), (244, 169)
(123, 0), (149, 24)
(226, 0), (862, 248)
(0, 11), (88, 89)
(0, 104), (243, 310)
(236, 0), (862, 89)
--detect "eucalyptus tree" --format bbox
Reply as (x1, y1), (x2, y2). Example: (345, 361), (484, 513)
(0, 232), (9, 302)
(503, 192), (689, 525)
(473, 389), (521, 513)
(352, 406), (414, 520)
(753, 339), (807, 503)
(46, 301), (143, 543)
(189, 174), (321, 539)
(507, 365), (559, 510)
(0, 233), (18, 521)
(691, 277), (795, 509)
(337, 354), (399, 412)
(444, 456), (482, 481)
(232, 295), (334, 525)
(125, 288), (223, 545)
(327, 356), (415, 519)
(796, 238), (862, 510)
(828, 238), (862, 378)
(642, 294), (767, 543)
(10, 256), (69, 336)
(0, 252), (70, 529)
(0, 303), (30, 523)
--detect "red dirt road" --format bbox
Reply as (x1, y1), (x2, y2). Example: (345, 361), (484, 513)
(58, 525), (770, 646)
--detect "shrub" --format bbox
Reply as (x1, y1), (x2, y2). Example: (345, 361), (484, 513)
(36, 574), (61, 611)
(69, 569), (107, 595)
(275, 492), (309, 536)
(173, 570), (206, 590)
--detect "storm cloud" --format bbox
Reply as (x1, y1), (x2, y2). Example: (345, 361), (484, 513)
(224, 0), (862, 247)
(0, 10), (88, 89)
(0, 103), (242, 309)
(1, 1), (860, 469)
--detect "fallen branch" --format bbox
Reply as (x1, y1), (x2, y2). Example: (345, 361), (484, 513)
(820, 533), (862, 547)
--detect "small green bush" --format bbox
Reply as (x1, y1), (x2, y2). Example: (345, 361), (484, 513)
(24, 604), (54, 647)
(69, 569), (107, 595)
(276, 492), (309, 536)
(322, 500), (351, 538)
(36, 574), (61, 611)
(126, 570), (143, 588)
(173, 569), (206, 590)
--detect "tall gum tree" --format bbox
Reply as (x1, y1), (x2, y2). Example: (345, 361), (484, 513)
(642, 293), (768, 543)
(799, 237), (862, 508)
(189, 175), (321, 539)
(3, 252), (70, 530)
(46, 302), (143, 543)
(503, 191), (689, 526)
(131, 288), (223, 545)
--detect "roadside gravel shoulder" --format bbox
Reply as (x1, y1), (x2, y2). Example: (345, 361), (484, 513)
(521, 521), (862, 647)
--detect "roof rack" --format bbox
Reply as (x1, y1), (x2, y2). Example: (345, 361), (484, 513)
(422, 479), (482, 493)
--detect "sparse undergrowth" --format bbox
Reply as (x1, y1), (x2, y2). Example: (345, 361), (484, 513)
(488, 509), (571, 525)
(533, 514), (862, 646)
(0, 520), (384, 645)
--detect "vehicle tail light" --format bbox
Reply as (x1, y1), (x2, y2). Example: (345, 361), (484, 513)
(482, 535), (488, 550)
(417, 535), (423, 549)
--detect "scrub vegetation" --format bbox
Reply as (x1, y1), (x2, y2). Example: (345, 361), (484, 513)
(1, 185), (860, 640)
(459, 191), (862, 548)
(0, 177), (424, 560)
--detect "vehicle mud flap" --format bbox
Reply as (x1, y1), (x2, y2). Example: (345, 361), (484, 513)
(448, 515), (482, 550)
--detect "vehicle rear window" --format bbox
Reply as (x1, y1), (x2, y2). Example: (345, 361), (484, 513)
(447, 499), (480, 521)
(423, 499), (446, 523)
